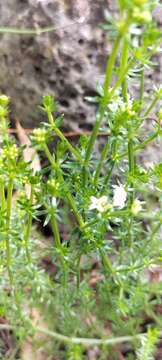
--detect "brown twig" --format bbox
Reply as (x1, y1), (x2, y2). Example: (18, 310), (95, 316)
(6, 128), (110, 138)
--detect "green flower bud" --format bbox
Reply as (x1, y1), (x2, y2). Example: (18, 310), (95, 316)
(131, 199), (142, 215)
(0, 95), (9, 107)
(134, 0), (148, 6)
(42, 95), (56, 113)
(0, 105), (8, 118)
(1, 144), (18, 160)
(156, 87), (162, 100)
(32, 128), (47, 144)
(133, 8), (152, 23)
(158, 109), (162, 120)
(117, 20), (128, 35)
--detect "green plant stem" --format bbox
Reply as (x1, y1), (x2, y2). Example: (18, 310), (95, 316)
(51, 216), (61, 249)
(120, 36), (128, 102)
(0, 180), (5, 211)
(76, 253), (82, 289)
(0, 322), (161, 347)
(51, 214), (67, 284)
(102, 137), (118, 191)
(139, 67), (144, 114)
(94, 37), (129, 189)
(149, 223), (161, 242)
(103, 35), (121, 101)
(93, 140), (110, 186)
(99, 248), (114, 275)
(47, 111), (83, 164)
(6, 178), (13, 286)
(34, 325), (154, 346)
(83, 35), (121, 169)
(0, 19), (83, 35)
(144, 94), (159, 118)
(24, 185), (34, 263)
(128, 139), (135, 247)
(110, 57), (135, 98)
(43, 143), (85, 229)
(117, 130), (159, 161)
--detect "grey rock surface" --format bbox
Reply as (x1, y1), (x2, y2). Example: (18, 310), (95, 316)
(0, 0), (111, 130)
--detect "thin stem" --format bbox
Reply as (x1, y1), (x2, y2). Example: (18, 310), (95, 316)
(47, 111), (83, 164)
(66, 192), (85, 228)
(110, 57), (135, 98)
(51, 214), (67, 284)
(144, 94), (159, 118)
(117, 130), (159, 161)
(120, 37), (128, 102)
(99, 248), (114, 275)
(139, 67), (144, 114)
(43, 143), (85, 229)
(103, 35), (121, 102)
(24, 185), (34, 263)
(1, 322), (161, 346)
(76, 253), (82, 289)
(102, 137), (118, 191)
(84, 35), (121, 168)
(0, 19), (84, 35)
(0, 180), (5, 211)
(127, 139), (135, 247)
(149, 222), (161, 242)
(43, 143), (58, 170)
(6, 178), (13, 286)
(93, 140), (110, 186)
(94, 38), (130, 190)
(51, 216), (62, 249)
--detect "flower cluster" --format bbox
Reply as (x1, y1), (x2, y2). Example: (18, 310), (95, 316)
(1, 144), (18, 161)
(108, 92), (135, 117)
(31, 128), (48, 144)
(89, 185), (142, 215)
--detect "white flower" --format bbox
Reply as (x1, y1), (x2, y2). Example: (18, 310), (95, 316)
(89, 196), (110, 213)
(113, 184), (127, 209)
(51, 197), (57, 208)
(108, 93), (135, 116)
(131, 199), (142, 215)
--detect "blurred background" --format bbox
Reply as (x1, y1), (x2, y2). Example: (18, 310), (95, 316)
(0, 0), (161, 139)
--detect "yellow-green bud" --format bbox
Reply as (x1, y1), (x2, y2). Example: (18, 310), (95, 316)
(133, 8), (152, 23)
(158, 109), (162, 120)
(2, 144), (18, 160)
(9, 144), (18, 160)
(131, 199), (142, 215)
(117, 20), (128, 35)
(32, 128), (47, 143)
(0, 95), (9, 107)
(47, 179), (59, 190)
(0, 105), (8, 118)
(134, 0), (148, 6)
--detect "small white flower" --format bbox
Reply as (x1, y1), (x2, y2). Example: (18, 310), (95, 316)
(89, 196), (110, 213)
(51, 197), (57, 208)
(131, 199), (142, 215)
(113, 184), (127, 209)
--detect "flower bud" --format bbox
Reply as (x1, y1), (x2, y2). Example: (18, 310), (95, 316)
(0, 95), (9, 107)
(0, 105), (8, 118)
(158, 109), (162, 120)
(134, 0), (148, 6)
(131, 199), (142, 215)
(133, 8), (152, 23)
(32, 128), (47, 144)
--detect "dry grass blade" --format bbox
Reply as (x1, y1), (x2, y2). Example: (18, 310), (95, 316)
(16, 120), (41, 197)
(21, 309), (48, 360)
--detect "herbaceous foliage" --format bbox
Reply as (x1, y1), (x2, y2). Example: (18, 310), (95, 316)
(0, 0), (162, 358)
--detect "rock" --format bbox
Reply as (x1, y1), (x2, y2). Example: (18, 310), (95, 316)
(0, 0), (110, 129)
